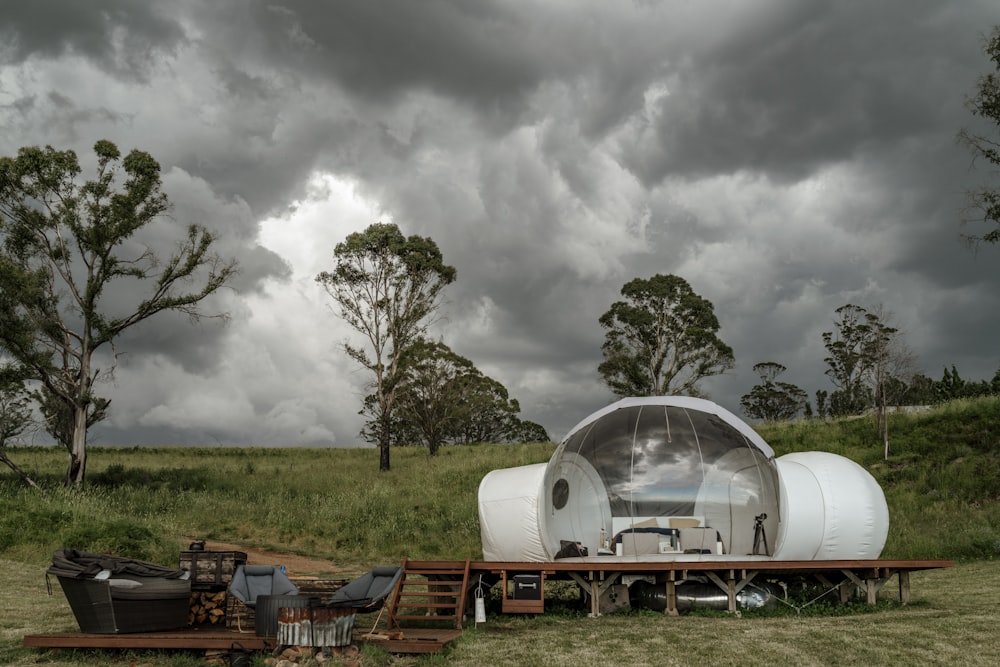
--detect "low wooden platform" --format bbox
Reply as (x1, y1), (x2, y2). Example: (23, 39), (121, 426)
(354, 627), (464, 654)
(24, 557), (953, 655)
(23, 626), (273, 651)
(23, 625), (463, 655)
(470, 558), (954, 616)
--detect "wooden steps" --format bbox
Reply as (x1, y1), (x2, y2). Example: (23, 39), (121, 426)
(387, 558), (471, 630)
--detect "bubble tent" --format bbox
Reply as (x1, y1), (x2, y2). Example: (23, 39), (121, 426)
(479, 396), (889, 562)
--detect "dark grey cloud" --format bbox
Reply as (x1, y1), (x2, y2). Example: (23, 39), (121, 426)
(207, 0), (590, 120)
(1, 0), (999, 445)
(0, 0), (184, 79)
(619, 2), (994, 185)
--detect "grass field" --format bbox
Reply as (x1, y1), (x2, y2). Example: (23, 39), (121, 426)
(1, 397), (998, 665)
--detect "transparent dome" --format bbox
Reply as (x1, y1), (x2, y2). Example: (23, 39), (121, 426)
(540, 397), (780, 557)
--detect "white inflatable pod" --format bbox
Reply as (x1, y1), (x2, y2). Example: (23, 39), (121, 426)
(773, 451), (889, 560)
(478, 463), (548, 561)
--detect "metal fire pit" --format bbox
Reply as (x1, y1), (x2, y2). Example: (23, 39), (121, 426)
(277, 605), (357, 648)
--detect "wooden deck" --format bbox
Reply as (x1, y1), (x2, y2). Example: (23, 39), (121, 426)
(24, 557), (953, 654)
(468, 558), (954, 616)
(22, 625), (463, 655)
(355, 627), (464, 654)
(23, 626), (274, 651)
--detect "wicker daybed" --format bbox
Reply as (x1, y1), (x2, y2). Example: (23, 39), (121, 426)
(46, 548), (191, 634)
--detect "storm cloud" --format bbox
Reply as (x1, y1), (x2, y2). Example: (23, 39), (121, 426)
(1, 0), (998, 446)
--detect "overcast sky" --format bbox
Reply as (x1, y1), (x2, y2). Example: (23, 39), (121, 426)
(2, 1), (999, 447)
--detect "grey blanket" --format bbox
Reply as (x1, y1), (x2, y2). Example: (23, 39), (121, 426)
(47, 548), (187, 580)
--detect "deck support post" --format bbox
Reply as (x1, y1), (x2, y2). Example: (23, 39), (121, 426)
(665, 571), (679, 616)
(866, 577), (878, 604)
(703, 569), (759, 614)
(567, 571), (622, 618)
(898, 570), (910, 604)
(590, 576), (600, 617)
(841, 569), (866, 604)
(839, 568), (891, 606)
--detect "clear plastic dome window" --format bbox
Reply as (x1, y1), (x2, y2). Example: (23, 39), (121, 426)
(542, 398), (780, 556)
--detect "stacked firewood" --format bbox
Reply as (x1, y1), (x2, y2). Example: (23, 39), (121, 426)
(188, 590), (228, 625)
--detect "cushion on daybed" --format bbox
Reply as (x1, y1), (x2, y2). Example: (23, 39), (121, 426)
(105, 577), (191, 601)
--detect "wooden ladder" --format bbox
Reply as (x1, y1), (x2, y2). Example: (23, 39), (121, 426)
(387, 557), (471, 630)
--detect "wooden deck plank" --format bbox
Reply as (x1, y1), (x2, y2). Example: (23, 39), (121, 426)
(355, 628), (462, 654)
(470, 558), (953, 575)
(24, 627), (274, 650)
(23, 626), (463, 655)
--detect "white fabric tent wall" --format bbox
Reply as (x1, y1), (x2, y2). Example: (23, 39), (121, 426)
(539, 451), (613, 559)
(478, 463), (548, 562)
(773, 452), (889, 560)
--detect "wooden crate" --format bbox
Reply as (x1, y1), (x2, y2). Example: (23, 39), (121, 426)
(179, 550), (247, 591)
(289, 577), (350, 604)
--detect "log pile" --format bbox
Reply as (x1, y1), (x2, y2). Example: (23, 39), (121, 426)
(188, 590), (228, 625)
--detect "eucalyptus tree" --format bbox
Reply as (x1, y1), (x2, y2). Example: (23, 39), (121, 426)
(452, 374), (523, 445)
(0, 141), (237, 486)
(393, 338), (476, 455)
(958, 26), (1000, 245)
(822, 304), (877, 417)
(316, 223), (455, 471)
(390, 338), (550, 450)
(823, 303), (916, 458)
(865, 306), (917, 458)
(508, 419), (551, 444)
(740, 362), (809, 422)
(0, 365), (40, 489)
(598, 273), (734, 398)
(362, 351), (547, 450)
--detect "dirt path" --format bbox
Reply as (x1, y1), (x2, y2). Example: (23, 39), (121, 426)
(180, 539), (350, 578)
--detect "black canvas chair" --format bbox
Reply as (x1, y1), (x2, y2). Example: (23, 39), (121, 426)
(328, 566), (403, 613)
(227, 565), (299, 608)
(227, 564), (301, 635)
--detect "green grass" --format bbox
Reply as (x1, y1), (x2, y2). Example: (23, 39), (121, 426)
(1, 397), (998, 665)
(0, 442), (555, 568)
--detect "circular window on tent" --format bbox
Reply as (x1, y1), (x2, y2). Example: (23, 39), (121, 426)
(552, 478), (570, 510)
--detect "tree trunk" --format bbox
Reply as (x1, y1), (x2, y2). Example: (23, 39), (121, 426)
(882, 393), (890, 461)
(64, 404), (88, 487)
(0, 452), (42, 490)
(379, 412), (391, 472)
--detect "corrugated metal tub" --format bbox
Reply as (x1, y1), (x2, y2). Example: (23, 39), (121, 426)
(277, 605), (356, 648)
